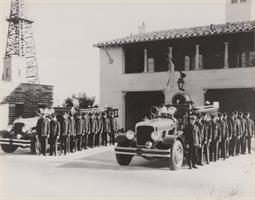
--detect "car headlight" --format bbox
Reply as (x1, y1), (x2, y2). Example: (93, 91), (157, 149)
(7, 125), (12, 132)
(22, 126), (28, 133)
(126, 130), (135, 140)
(151, 131), (160, 141)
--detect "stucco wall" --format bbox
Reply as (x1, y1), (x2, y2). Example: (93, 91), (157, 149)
(99, 47), (255, 129)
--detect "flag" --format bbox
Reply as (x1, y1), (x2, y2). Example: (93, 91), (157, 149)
(166, 56), (175, 88)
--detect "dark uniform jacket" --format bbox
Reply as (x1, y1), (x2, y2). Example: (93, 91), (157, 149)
(235, 118), (242, 137)
(228, 118), (237, 138)
(62, 118), (69, 136)
(240, 118), (246, 137)
(218, 119), (228, 140)
(246, 118), (255, 137)
(36, 117), (50, 137)
(76, 118), (85, 136)
(195, 121), (205, 145)
(92, 118), (100, 133)
(85, 118), (94, 134)
(211, 121), (221, 142)
(69, 118), (76, 136)
(108, 117), (118, 132)
(49, 120), (60, 138)
(99, 117), (110, 134)
(184, 123), (200, 147)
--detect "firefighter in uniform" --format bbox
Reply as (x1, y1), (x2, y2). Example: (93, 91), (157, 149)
(228, 112), (237, 156)
(36, 111), (50, 156)
(183, 115), (200, 169)
(87, 113), (94, 148)
(93, 112), (101, 147)
(210, 114), (221, 162)
(223, 112), (230, 158)
(195, 115), (204, 165)
(69, 114), (76, 152)
(239, 112), (246, 154)
(244, 112), (254, 154)
(60, 112), (69, 155)
(100, 112), (110, 146)
(76, 113), (84, 151)
(218, 113), (228, 160)
(49, 114), (60, 156)
(108, 112), (118, 145)
(81, 113), (87, 149)
(235, 111), (242, 155)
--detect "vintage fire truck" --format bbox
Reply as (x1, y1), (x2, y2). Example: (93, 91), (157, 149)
(114, 92), (218, 170)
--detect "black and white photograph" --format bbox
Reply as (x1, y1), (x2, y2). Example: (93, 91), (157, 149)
(0, 0), (255, 199)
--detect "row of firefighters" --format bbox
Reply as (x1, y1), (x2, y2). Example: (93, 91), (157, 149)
(183, 111), (254, 169)
(36, 111), (118, 156)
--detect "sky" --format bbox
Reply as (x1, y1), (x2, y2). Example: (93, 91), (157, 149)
(0, 0), (227, 106)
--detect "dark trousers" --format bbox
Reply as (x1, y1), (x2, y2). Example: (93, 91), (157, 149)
(70, 135), (77, 152)
(247, 136), (252, 154)
(88, 133), (94, 148)
(204, 142), (210, 164)
(236, 136), (241, 155)
(60, 135), (68, 155)
(94, 133), (100, 147)
(76, 135), (83, 151)
(230, 136), (237, 156)
(241, 136), (247, 154)
(49, 137), (58, 156)
(109, 131), (115, 145)
(101, 132), (108, 146)
(187, 145), (197, 168)
(39, 136), (47, 156)
(197, 144), (204, 165)
(82, 134), (88, 149)
(220, 139), (227, 159)
(210, 141), (219, 162)
(226, 139), (230, 158)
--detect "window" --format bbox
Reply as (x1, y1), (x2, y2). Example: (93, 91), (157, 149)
(240, 0), (246, 2)
(231, 0), (238, 3)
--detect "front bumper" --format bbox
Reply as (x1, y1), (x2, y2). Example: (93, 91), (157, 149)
(115, 146), (170, 158)
(0, 138), (31, 148)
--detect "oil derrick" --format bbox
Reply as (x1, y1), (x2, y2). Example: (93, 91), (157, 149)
(5, 0), (39, 84)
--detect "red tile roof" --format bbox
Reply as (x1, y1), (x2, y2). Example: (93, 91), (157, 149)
(94, 20), (255, 48)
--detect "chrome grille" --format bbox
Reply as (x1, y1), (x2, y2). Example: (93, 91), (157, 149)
(136, 126), (154, 146)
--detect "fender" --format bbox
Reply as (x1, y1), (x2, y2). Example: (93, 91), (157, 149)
(162, 135), (184, 148)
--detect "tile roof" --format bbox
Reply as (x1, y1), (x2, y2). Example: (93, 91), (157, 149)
(94, 20), (255, 48)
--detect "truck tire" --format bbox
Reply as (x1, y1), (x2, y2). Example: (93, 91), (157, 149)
(30, 136), (40, 155)
(1, 133), (17, 153)
(169, 140), (184, 170)
(115, 143), (133, 166)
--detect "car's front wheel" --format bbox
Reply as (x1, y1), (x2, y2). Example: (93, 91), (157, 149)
(1, 132), (17, 153)
(169, 140), (184, 170)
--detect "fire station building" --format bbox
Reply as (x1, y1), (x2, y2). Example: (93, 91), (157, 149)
(96, 0), (255, 131)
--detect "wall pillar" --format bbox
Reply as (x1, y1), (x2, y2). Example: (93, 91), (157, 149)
(144, 49), (148, 72)
(224, 42), (229, 69)
(195, 44), (200, 70)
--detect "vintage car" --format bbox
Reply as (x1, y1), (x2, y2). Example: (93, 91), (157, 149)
(0, 117), (40, 154)
(115, 92), (218, 170)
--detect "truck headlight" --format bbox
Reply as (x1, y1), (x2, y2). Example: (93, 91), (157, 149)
(22, 126), (28, 133)
(151, 131), (160, 141)
(126, 130), (135, 140)
(7, 125), (12, 132)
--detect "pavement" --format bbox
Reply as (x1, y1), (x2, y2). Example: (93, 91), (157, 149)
(0, 144), (255, 200)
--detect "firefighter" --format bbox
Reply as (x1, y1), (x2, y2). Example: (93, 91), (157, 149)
(202, 113), (212, 164)
(183, 115), (200, 169)
(93, 112), (101, 147)
(244, 112), (254, 154)
(234, 111), (242, 155)
(76, 113), (84, 151)
(108, 112), (118, 145)
(100, 112), (110, 146)
(36, 111), (50, 156)
(228, 112), (237, 157)
(195, 114), (204, 165)
(223, 112), (230, 158)
(86, 112), (94, 148)
(210, 114), (221, 162)
(49, 114), (60, 156)
(69, 114), (76, 152)
(61, 112), (70, 155)
(239, 112), (246, 154)
(81, 112), (88, 149)
(218, 113), (228, 160)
